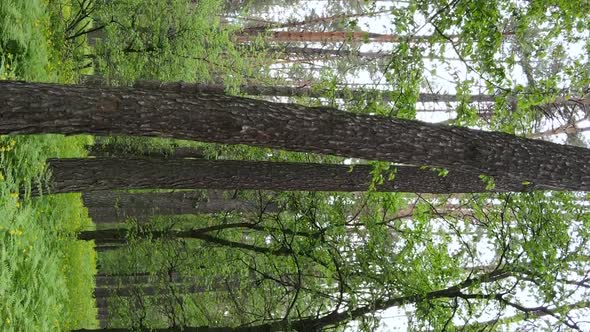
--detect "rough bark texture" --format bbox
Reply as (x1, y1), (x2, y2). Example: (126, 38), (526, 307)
(2, 81), (589, 190)
(45, 158), (540, 194)
(82, 191), (265, 224)
(87, 144), (205, 159)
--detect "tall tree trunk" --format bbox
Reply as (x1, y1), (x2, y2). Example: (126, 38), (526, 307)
(44, 158), (540, 195)
(82, 191), (267, 224)
(137, 80), (590, 110)
(96, 272), (153, 287)
(240, 9), (391, 33)
(266, 45), (394, 59)
(96, 272), (175, 287)
(79, 226), (294, 256)
(234, 30), (446, 44)
(80, 222), (317, 245)
(87, 144), (206, 159)
(94, 276), (239, 298)
(133, 80), (495, 104)
(2, 81), (589, 190)
(84, 75), (490, 103)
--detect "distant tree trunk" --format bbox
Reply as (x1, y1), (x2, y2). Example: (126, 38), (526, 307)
(266, 45), (395, 61)
(96, 272), (169, 287)
(96, 272), (153, 287)
(137, 80), (590, 112)
(3, 81), (590, 190)
(133, 80), (495, 104)
(94, 243), (125, 252)
(80, 222), (315, 244)
(240, 9), (391, 33)
(234, 30), (444, 44)
(79, 226), (294, 256)
(82, 191), (268, 224)
(42, 158), (541, 195)
(96, 297), (109, 328)
(84, 73), (489, 103)
(87, 144), (205, 159)
(94, 275), (239, 298)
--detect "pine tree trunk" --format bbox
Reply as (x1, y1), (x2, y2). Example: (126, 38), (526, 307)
(133, 80), (495, 104)
(43, 158), (540, 195)
(2, 81), (589, 190)
(79, 227), (293, 256)
(82, 191), (266, 224)
(96, 272), (174, 287)
(241, 9), (391, 33)
(87, 144), (205, 159)
(234, 30), (443, 43)
(94, 276), (239, 298)
(267, 45), (397, 60)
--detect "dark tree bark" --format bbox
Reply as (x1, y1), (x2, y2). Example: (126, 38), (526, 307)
(87, 144), (206, 159)
(133, 80), (495, 104)
(96, 273), (155, 287)
(2, 81), (589, 190)
(94, 243), (125, 252)
(94, 276), (239, 298)
(43, 158), (541, 195)
(80, 221), (313, 245)
(82, 191), (267, 224)
(234, 30), (445, 43)
(79, 225), (295, 256)
(84, 75), (492, 104)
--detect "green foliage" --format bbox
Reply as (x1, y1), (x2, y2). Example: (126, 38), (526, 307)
(90, 0), (262, 89)
(478, 174), (496, 190)
(0, 1), (98, 329)
(0, 135), (97, 331)
(0, 0), (51, 80)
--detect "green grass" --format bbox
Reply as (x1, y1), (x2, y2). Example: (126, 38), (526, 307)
(0, 0), (99, 330)
(0, 135), (99, 331)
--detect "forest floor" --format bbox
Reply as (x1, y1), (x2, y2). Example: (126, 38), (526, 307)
(0, 0), (98, 330)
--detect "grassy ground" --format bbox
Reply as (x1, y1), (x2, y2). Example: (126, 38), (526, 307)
(0, 0), (98, 330)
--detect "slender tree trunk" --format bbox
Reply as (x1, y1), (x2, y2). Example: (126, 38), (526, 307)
(43, 158), (541, 195)
(2, 81), (590, 190)
(94, 276), (239, 298)
(267, 45), (394, 59)
(137, 80), (590, 110)
(96, 297), (109, 328)
(87, 144), (206, 159)
(79, 226), (293, 256)
(94, 243), (125, 252)
(80, 222), (316, 244)
(234, 30), (446, 43)
(133, 80), (495, 104)
(82, 191), (267, 224)
(88, 76), (586, 114)
(240, 9), (391, 33)
(96, 272), (155, 287)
